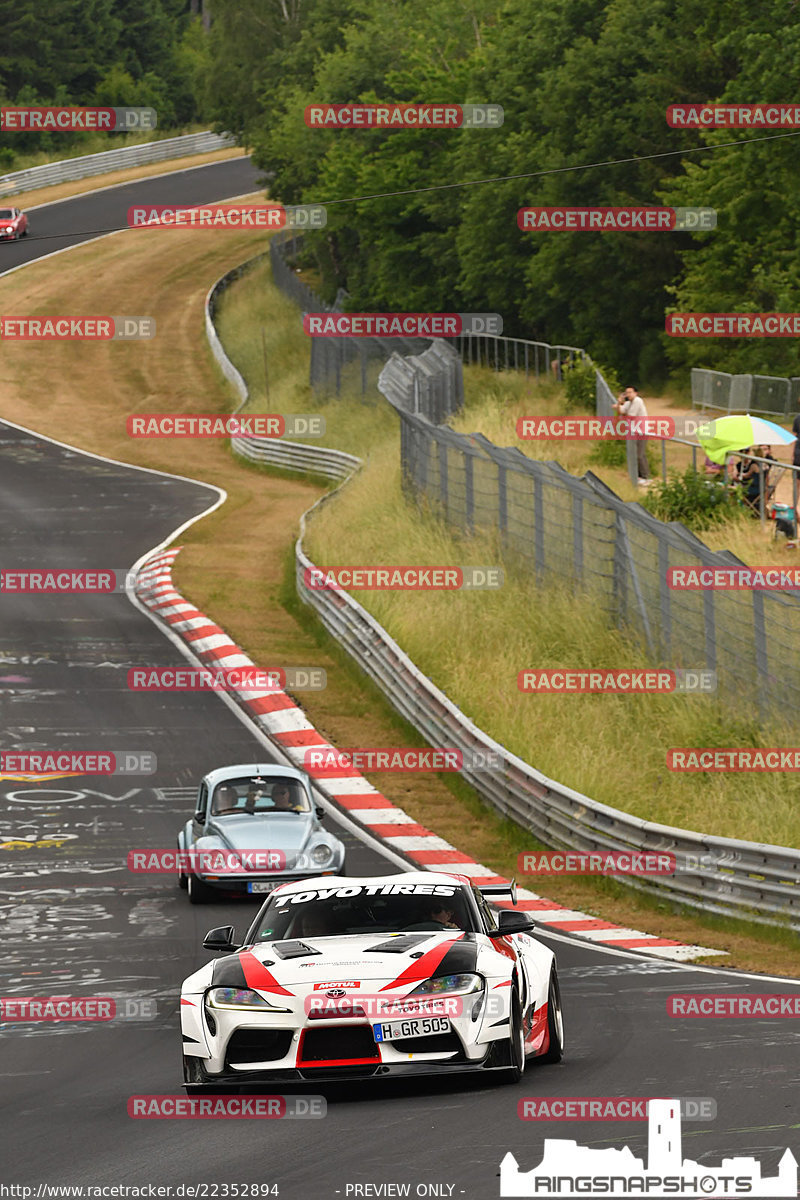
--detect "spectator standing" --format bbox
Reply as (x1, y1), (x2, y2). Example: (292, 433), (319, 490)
(613, 385), (649, 482)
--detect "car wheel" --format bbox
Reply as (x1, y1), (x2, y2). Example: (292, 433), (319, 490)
(22, 227), (28, 237)
(187, 873), (212, 904)
(503, 989), (526, 1084)
(177, 843), (188, 890)
(538, 966), (565, 1064)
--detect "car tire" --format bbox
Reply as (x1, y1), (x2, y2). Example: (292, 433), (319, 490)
(538, 966), (565, 1064)
(187, 873), (213, 904)
(503, 989), (526, 1084)
(22, 227), (28, 237)
(177, 842), (188, 890)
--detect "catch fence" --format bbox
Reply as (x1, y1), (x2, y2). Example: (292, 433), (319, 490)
(692, 368), (800, 419)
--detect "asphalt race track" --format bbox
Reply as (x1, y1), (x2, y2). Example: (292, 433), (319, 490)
(1, 160), (799, 1197)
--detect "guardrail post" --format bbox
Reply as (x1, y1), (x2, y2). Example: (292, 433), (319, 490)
(658, 540), (671, 657)
(572, 493), (584, 582)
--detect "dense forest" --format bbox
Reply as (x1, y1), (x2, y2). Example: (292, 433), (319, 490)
(4, 0), (800, 384)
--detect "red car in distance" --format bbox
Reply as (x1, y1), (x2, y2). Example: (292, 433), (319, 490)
(0, 206), (28, 241)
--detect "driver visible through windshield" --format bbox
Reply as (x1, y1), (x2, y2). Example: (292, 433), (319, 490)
(211, 776), (311, 816)
(252, 882), (477, 941)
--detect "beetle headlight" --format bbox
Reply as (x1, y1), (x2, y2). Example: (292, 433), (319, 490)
(206, 987), (289, 1012)
(310, 844), (334, 865)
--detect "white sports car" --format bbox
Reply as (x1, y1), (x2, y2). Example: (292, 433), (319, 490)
(181, 871), (564, 1089)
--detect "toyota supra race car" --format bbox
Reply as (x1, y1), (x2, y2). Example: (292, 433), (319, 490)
(177, 764), (346, 903)
(180, 871), (564, 1089)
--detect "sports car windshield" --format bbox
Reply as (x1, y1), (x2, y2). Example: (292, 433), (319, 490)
(211, 777), (311, 815)
(0, 210), (14, 219)
(252, 882), (479, 940)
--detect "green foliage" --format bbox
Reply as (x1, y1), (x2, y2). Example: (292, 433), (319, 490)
(562, 357), (621, 412)
(640, 466), (742, 532)
(0, 0), (207, 165)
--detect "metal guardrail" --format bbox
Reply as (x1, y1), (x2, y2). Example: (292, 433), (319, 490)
(207, 249), (800, 931)
(692, 367), (800, 419)
(206, 255), (361, 480)
(0, 131), (236, 197)
(296, 502), (800, 930)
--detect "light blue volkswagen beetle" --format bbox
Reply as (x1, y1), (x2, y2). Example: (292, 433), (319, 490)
(177, 763), (346, 904)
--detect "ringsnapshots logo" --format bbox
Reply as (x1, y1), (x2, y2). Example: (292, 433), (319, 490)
(303, 565), (503, 590)
(0, 996), (157, 1022)
(302, 747), (503, 772)
(518, 207), (716, 232)
(500, 1098), (797, 1197)
(0, 751), (156, 777)
(518, 1097), (717, 1122)
(518, 669), (716, 693)
(127, 666), (326, 692)
(0, 316), (155, 340)
(668, 103), (800, 128)
(0, 107), (156, 131)
(128, 1095), (326, 1119)
(126, 414), (325, 438)
(303, 313), (502, 337)
(667, 312), (800, 336)
(518, 851), (676, 876)
(304, 103), (503, 129)
(127, 204), (326, 230)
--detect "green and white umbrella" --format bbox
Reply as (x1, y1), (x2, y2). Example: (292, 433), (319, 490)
(697, 414), (796, 464)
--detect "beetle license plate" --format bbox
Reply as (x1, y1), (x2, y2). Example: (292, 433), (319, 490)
(247, 881), (279, 894)
(373, 1017), (450, 1042)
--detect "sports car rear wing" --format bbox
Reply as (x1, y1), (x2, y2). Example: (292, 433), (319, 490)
(478, 879), (517, 906)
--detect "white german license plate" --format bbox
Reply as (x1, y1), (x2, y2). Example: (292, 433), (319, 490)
(373, 1017), (450, 1042)
(247, 880), (279, 894)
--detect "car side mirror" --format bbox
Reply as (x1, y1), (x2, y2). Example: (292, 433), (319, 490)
(202, 925), (240, 952)
(489, 910), (536, 937)
(194, 810), (205, 823)
(316, 807), (325, 819)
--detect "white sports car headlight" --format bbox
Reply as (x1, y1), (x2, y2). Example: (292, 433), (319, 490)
(205, 987), (289, 1012)
(408, 973), (483, 997)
